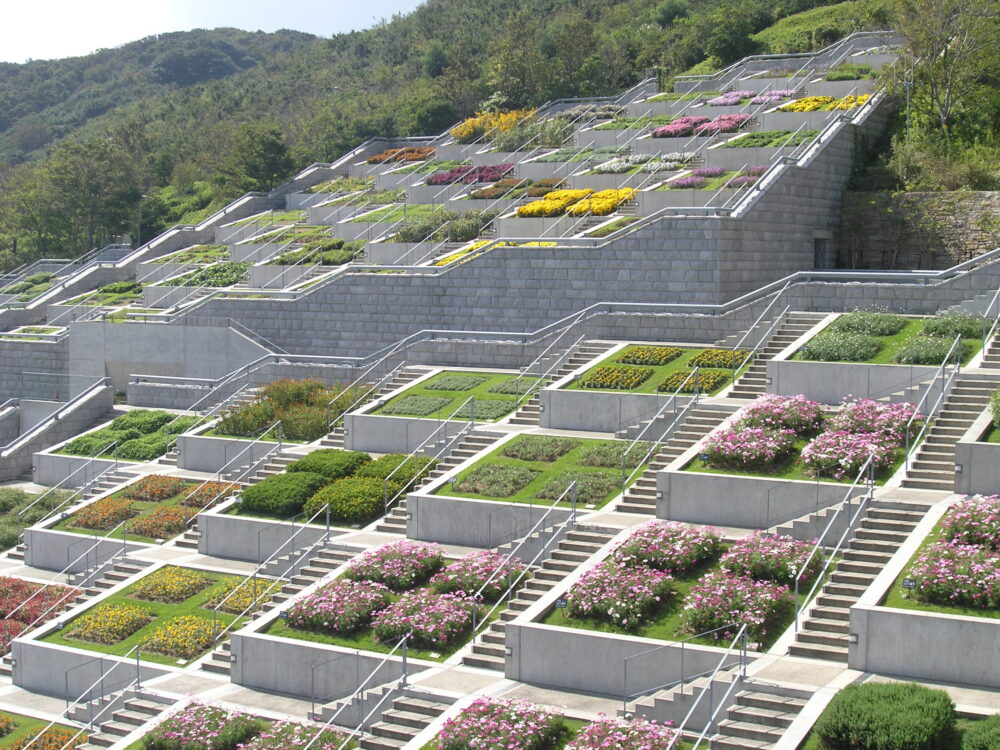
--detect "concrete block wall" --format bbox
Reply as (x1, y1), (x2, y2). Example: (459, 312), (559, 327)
(0, 340), (70, 400)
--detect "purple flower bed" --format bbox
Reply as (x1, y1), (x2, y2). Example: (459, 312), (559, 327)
(286, 579), (392, 635)
(905, 541), (1000, 609)
(721, 533), (821, 586)
(801, 429), (901, 479)
(744, 165), (768, 175)
(695, 114), (751, 135)
(703, 426), (797, 471)
(750, 89), (797, 104)
(566, 559), (674, 630)
(344, 540), (444, 590)
(371, 589), (478, 649)
(431, 550), (527, 602)
(667, 175), (706, 189)
(434, 697), (565, 750)
(614, 520), (722, 574)
(681, 571), (793, 644)
(692, 166), (727, 178)
(707, 90), (756, 106)
(652, 116), (710, 138)
(735, 394), (824, 436)
(722, 175), (758, 189)
(828, 398), (922, 440)
(238, 721), (349, 750)
(566, 716), (677, 749)
(941, 495), (1000, 549)
(427, 164), (514, 186)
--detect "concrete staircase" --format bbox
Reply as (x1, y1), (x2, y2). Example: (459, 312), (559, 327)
(789, 498), (927, 662)
(82, 468), (142, 500)
(73, 690), (175, 750)
(174, 527), (200, 550)
(900, 371), (1000, 491)
(729, 312), (827, 399)
(617, 404), (735, 515)
(507, 341), (617, 426)
(708, 683), (812, 749)
(315, 689), (454, 750)
(318, 366), (428, 448)
(201, 545), (361, 674)
(375, 431), (502, 533)
(461, 525), (617, 671)
(222, 451), (297, 483)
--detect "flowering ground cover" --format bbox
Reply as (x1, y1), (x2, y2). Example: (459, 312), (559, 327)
(436, 436), (642, 508)
(565, 344), (746, 395)
(373, 370), (521, 421)
(885, 495), (1000, 619)
(42, 566), (245, 665)
(0, 577), (79, 651)
(52, 477), (231, 543)
(0, 713), (80, 750)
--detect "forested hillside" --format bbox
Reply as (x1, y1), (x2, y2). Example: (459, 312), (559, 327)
(0, 0), (915, 269)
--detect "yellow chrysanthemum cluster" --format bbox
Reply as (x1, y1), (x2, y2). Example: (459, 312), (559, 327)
(434, 240), (560, 267)
(206, 576), (280, 615)
(829, 94), (871, 110)
(516, 189), (593, 218)
(450, 109), (535, 143)
(566, 188), (636, 217)
(779, 96), (834, 112)
(131, 566), (212, 603)
(144, 615), (218, 659)
(68, 603), (153, 644)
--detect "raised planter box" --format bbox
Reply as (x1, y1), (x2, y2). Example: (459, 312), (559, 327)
(307, 201), (365, 226)
(24, 524), (147, 573)
(626, 98), (706, 117)
(564, 172), (651, 191)
(492, 214), (580, 239)
(405, 183), (467, 204)
(334, 218), (394, 242)
(142, 284), (200, 309)
(571, 127), (644, 149)
(175, 428), (277, 473)
(633, 135), (714, 155)
(952, 409), (995, 496)
(231, 243), (287, 264)
(806, 79), (877, 98)
(285, 191), (334, 210)
(516, 160), (575, 182)
(637, 188), (737, 213)
(766, 360), (939, 405)
(445, 196), (522, 215)
(470, 150), (534, 167)
(758, 111), (844, 132)
(135, 261), (194, 284)
(373, 169), (419, 190)
(366, 242), (428, 266)
(701, 145), (793, 170)
(432, 142), (480, 161)
(539, 385), (694, 433)
(343, 411), (470, 455)
(32, 451), (121, 488)
(246, 264), (314, 290)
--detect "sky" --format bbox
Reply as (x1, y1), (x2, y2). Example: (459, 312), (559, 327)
(0, 0), (425, 63)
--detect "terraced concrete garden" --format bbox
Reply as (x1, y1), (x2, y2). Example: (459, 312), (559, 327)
(152, 245), (230, 265)
(57, 409), (200, 462)
(655, 166), (766, 190)
(348, 203), (441, 224)
(50, 475), (237, 543)
(792, 311), (985, 364)
(42, 565), (272, 665)
(63, 281), (142, 306)
(434, 435), (645, 508)
(565, 345), (748, 395)
(373, 371), (528, 421)
(0, 325), (63, 340)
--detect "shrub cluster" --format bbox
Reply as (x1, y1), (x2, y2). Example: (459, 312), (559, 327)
(454, 464), (539, 497)
(894, 336), (971, 365)
(286, 449), (371, 480)
(829, 310), (909, 336)
(798, 332), (883, 362)
(240, 472), (330, 517)
(303, 476), (391, 522)
(501, 435), (578, 462)
(63, 410), (196, 461)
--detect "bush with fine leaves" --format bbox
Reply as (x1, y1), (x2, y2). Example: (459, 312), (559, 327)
(894, 336), (971, 365)
(963, 715), (1000, 750)
(798, 332), (882, 362)
(239, 472), (329, 516)
(921, 313), (986, 340)
(829, 311), (909, 336)
(303, 477), (395, 522)
(287, 449), (371, 480)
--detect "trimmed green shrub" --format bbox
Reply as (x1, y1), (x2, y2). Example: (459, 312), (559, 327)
(259, 378), (327, 410)
(111, 410), (173, 433)
(894, 337), (972, 365)
(502, 435), (578, 462)
(813, 682), (956, 750)
(922, 313), (987, 340)
(963, 715), (1000, 750)
(356, 454), (437, 487)
(303, 477), (397, 522)
(64, 431), (120, 456)
(424, 375), (488, 392)
(380, 396), (451, 416)
(240, 472), (329, 516)
(799, 332), (882, 362)
(277, 402), (329, 442)
(162, 416), (200, 435)
(287, 449), (371, 480)
(536, 470), (620, 505)
(118, 436), (171, 461)
(216, 401), (275, 438)
(829, 311), (909, 336)
(455, 465), (540, 497)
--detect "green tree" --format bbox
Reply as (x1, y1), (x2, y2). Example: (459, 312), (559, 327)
(216, 121), (294, 194)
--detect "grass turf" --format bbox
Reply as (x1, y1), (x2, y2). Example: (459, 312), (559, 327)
(433, 437), (643, 508)
(0, 712), (78, 748)
(41, 566), (245, 666)
(565, 345), (742, 395)
(791, 318), (983, 365)
(372, 371), (525, 421)
(348, 203), (442, 224)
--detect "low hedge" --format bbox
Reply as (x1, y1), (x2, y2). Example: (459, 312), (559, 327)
(922, 313), (986, 340)
(356, 454), (437, 488)
(798, 332), (883, 362)
(303, 477), (398, 522)
(287, 449), (371, 480)
(829, 311), (909, 336)
(813, 682), (956, 750)
(894, 337), (971, 365)
(963, 715), (1000, 750)
(239, 472), (329, 516)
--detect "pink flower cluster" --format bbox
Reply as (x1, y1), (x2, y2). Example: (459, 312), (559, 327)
(566, 716), (677, 750)
(693, 166), (727, 178)
(801, 428), (900, 479)
(345, 540), (444, 590)
(750, 89), (797, 104)
(735, 394), (824, 436)
(906, 541), (1000, 609)
(652, 116), (710, 138)
(371, 589), (478, 649)
(614, 520), (722, 574)
(566, 560), (674, 630)
(703, 425), (797, 470)
(695, 114), (751, 135)
(721, 533), (821, 586)
(431, 550), (526, 602)
(707, 90), (756, 106)
(828, 398), (922, 440)
(146, 702), (259, 750)
(668, 176), (706, 189)
(941, 495), (1000, 549)
(426, 164), (513, 186)
(681, 571), (794, 644)
(435, 697), (563, 750)
(238, 721), (348, 750)
(286, 579), (392, 634)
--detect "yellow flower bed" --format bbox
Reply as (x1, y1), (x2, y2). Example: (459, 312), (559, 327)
(450, 109), (535, 143)
(131, 567), (212, 603)
(516, 189), (593, 218)
(779, 96), (834, 112)
(830, 94), (871, 110)
(206, 576), (280, 615)
(143, 615), (218, 659)
(69, 603), (153, 644)
(434, 240), (559, 266)
(565, 188), (636, 217)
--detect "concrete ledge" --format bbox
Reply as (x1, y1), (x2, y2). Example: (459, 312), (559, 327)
(24, 525), (147, 573)
(637, 188), (737, 212)
(492, 214), (580, 238)
(176, 428), (277, 473)
(142, 285), (199, 309)
(540, 386), (693, 433)
(247, 265), (314, 290)
(33, 451), (122, 487)
(767, 360), (938, 404)
(953, 410), (994, 496)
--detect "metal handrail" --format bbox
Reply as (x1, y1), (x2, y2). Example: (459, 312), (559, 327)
(903, 334), (963, 467)
(17, 440), (118, 520)
(0, 377), (109, 457)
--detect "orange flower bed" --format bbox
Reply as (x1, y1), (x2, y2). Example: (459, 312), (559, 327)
(127, 506), (198, 539)
(180, 481), (239, 509)
(71, 497), (137, 530)
(121, 475), (187, 502)
(366, 146), (434, 164)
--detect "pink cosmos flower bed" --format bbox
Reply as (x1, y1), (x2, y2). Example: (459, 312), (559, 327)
(566, 560), (674, 629)
(682, 571), (794, 644)
(430, 550), (527, 602)
(372, 589), (479, 649)
(566, 716), (677, 749)
(721, 532), (821, 586)
(344, 540), (444, 590)
(286, 579), (391, 634)
(613, 520), (722, 574)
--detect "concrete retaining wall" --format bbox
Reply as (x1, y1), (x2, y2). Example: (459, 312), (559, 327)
(176, 431), (276, 474)
(539, 386), (693, 433)
(24, 526), (145, 573)
(767, 360), (938, 404)
(33, 452), (120, 488)
(953, 410), (994, 497)
(197, 502), (342, 563)
(406, 493), (573, 548)
(343, 413), (468, 455)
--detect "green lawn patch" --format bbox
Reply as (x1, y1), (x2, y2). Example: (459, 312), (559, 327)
(565, 345), (742, 395)
(0, 712), (77, 749)
(723, 129), (820, 148)
(434, 436), (643, 508)
(348, 203), (442, 224)
(372, 371), (526, 421)
(42, 566), (246, 666)
(587, 216), (640, 237)
(153, 244), (230, 265)
(593, 114), (675, 131)
(792, 318), (983, 365)
(233, 210), (305, 227)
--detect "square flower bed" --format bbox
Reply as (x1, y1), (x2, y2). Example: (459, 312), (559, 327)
(566, 345), (746, 395)
(42, 566), (245, 665)
(52, 476), (235, 543)
(0, 577), (79, 651)
(372, 371), (521, 421)
(436, 435), (642, 508)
